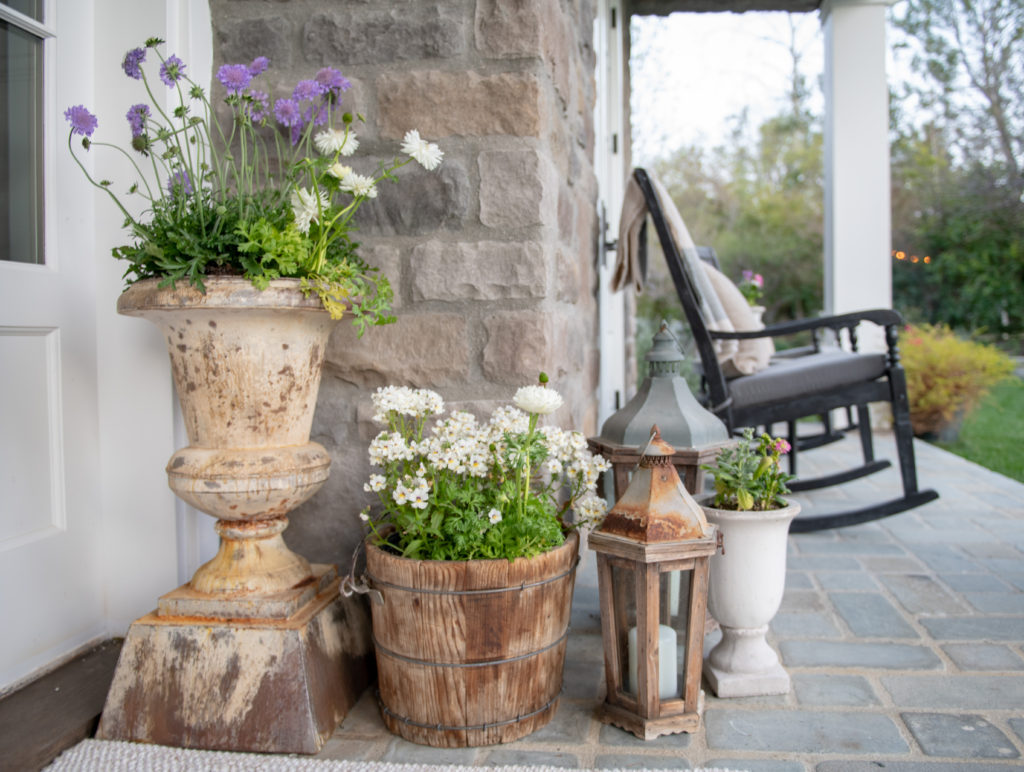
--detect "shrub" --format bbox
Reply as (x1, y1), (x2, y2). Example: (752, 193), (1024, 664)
(901, 324), (1014, 437)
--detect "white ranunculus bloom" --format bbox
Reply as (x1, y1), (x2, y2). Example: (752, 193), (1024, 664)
(401, 129), (443, 170)
(290, 187), (330, 234)
(513, 385), (564, 415)
(339, 171), (377, 199)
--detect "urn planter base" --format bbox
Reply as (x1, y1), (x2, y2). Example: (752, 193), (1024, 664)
(96, 565), (374, 754)
(704, 624), (790, 697)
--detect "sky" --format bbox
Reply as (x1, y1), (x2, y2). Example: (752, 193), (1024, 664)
(629, 11), (826, 165)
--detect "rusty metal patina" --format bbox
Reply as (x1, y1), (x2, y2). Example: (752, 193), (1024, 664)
(597, 426), (711, 543)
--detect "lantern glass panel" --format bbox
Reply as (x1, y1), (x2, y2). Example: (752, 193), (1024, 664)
(610, 562), (638, 698)
(663, 568), (693, 698)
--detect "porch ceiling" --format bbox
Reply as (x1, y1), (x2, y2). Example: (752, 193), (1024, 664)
(629, 0), (821, 14)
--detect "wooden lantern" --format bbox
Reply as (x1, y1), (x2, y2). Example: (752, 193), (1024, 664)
(588, 322), (730, 501)
(589, 426), (719, 740)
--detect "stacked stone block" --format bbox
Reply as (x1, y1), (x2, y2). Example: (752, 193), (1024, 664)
(209, 0), (601, 568)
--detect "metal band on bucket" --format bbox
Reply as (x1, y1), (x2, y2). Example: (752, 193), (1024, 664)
(377, 690), (561, 733)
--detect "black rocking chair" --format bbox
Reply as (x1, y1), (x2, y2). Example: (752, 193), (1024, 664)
(633, 167), (939, 532)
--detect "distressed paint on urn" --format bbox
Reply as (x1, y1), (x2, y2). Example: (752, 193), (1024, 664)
(117, 277), (337, 596)
(97, 569), (374, 754)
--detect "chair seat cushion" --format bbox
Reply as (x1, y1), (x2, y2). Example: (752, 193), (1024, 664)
(728, 349), (888, 408)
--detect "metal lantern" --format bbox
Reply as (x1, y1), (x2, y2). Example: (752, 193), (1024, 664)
(589, 426), (719, 740)
(589, 321), (730, 500)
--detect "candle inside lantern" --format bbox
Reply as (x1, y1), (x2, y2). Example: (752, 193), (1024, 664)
(627, 624), (678, 699)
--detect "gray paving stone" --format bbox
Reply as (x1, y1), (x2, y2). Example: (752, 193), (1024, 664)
(961, 542), (1024, 559)
(906, 544), (983, 574)
(593, 753), (692, 768)
(316, 737), (376, 761)
(879, 573), (969, 614)
(786, 571), (814, 590)
(562, 659), (603, 700)
(778, 589), (826, 614)
(829, 592), (918, 638)
(483, 749), (580, 767)
(882, 675), (1024, 709)
(792, 540), (906, 556)
(1005, 573), (1024, 592)
(942, 642), (1024, 671)
(597, 722), (692, 748)
(708, 760), (805, 772)
(770, 611), (842, 639)
(792, 673), (880, 706)
(382, 737), (481, 764)
(815, 571), (878, 591)
(1010, 717), (1024, 744)
(788, 556), (861, 571)
(921, 615), (1024, 641)
(780, 640), (942, 669)
(523, 701), (591, 743)
(980, 557), (1024, 574)
(963, 591), (1024, 614)
(858, 556), (927, 573)
(939, 573), (1011, 592)
(705, 708), (908, 753)
(901, 712), (1020, 759)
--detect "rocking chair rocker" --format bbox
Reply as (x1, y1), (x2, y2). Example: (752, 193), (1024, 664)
(631, 167), (938, 532)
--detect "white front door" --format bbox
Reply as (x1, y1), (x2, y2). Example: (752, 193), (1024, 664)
(0, 1), (107, 690)
(593, 0), (628, 426)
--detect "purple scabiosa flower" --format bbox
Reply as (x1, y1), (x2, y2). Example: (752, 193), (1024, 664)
(122, 47), (146, 80)
(248, 56), (269, 76)
(159, 55), (186, 87)
(166, 169), (193, 197)
(293, 79), (324, 102)
(64, 105), (98, 137)
(315, 67), (351, 99)
(216, 64), (252, 95)
(125, 103), (150, 138)
(274, 98), (302, 128)
(246, 90), (269, 123)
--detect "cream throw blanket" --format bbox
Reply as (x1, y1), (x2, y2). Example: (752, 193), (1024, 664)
(613, 173), (738, 360)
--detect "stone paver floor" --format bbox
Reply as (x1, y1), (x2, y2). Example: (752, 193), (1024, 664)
(316, 431), (1024, 771)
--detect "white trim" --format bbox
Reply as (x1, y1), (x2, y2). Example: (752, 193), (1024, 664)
(0, 3), (55, 38)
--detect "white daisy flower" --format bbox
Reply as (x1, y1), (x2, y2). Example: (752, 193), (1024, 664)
(487, 508), (502, 525)
(328, 162), (352, 180)
(314, 128), (358, 156)
(339, 171), (377, 198)
(290, 187), (329, 234)
(401, 129), (443, 170)
(513, 385), (564, 415)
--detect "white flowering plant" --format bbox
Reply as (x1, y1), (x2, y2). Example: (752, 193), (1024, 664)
(64, 38), (442, 333)
(361, 376), (611, 561)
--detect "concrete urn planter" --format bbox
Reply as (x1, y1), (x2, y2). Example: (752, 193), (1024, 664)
(98, 277), (373, 755)
(701, 500), (800, 698)
(117, 276), (337, 594)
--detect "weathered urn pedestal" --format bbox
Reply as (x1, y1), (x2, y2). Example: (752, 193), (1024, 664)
(97, 278), (373, 754)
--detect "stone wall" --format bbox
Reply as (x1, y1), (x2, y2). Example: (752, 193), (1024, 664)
(208, 0), (601, 567)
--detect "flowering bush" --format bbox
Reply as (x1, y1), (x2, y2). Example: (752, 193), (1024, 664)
(64, 38), (442, 333)
(361, 378), (610, 561)
(738, 269), (764, 306)
(901, 324), (1014, 437)
(702, 428), (793, 511)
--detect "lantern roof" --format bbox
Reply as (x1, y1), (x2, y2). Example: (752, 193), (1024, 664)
(595, 322), (728, 450)
(597, 426), (712, 543)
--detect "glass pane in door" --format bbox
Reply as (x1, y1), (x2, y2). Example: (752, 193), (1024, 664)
(0, 17), (44, 264)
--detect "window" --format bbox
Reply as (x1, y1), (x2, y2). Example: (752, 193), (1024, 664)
(0, 1), (46, 264)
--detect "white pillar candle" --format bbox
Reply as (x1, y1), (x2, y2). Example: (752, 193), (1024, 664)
(627, 624), (678, 699)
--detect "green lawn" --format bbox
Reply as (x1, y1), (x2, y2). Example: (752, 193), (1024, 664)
(934, 377), (1024, 483)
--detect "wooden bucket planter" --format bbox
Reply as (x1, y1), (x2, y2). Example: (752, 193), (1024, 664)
(364, 531), (580, 747)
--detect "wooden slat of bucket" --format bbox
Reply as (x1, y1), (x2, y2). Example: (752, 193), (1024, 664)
(366, 532), (578, 747)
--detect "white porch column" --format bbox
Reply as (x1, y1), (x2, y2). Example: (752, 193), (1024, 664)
(821, 0), (894, 318)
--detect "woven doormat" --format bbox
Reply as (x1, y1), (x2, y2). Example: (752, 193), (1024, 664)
(45, 739), (748, 772)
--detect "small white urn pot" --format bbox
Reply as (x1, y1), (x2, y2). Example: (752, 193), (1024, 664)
(701, 500), (800, 698)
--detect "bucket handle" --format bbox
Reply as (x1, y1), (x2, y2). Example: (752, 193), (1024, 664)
(340, 541), (385, 605)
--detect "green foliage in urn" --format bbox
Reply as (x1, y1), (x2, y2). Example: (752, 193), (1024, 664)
(361, 377), (610, 562)
(64, 38), (442, 333)
(702, 427), (794, 511)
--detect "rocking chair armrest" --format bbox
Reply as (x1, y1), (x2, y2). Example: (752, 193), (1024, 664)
(709, 309), (904, 341)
